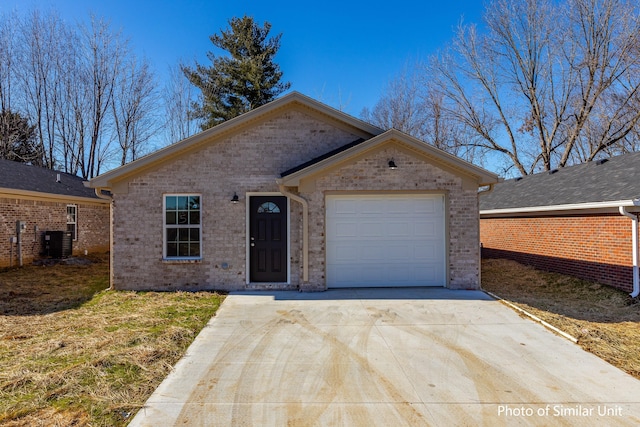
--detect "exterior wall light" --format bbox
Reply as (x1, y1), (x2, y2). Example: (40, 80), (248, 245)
(388, 159), (398, 169)
(231, 192), (239, 203)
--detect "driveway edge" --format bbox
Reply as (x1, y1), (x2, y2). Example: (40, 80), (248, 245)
(483, 290), (579, 343)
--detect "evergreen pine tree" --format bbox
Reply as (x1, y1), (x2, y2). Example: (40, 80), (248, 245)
(0, 110), (43, 165)
(182, 16), (291, 130)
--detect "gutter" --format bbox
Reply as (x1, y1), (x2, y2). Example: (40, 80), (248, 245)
(481, 199), (640, 216)
(619, 205), (640, 298)
(0, 186), (109, 205)
(278, 185), (309, 284)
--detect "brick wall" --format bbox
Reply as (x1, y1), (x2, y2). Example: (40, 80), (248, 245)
(305, 145), (481, 290)
(111, 109), (483, 291)
(480, 215), (635, 292)
(0, 196), (110, 267)
(110, 109), (361, 291)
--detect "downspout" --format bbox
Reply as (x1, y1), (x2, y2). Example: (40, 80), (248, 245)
(278, 185), (309, 284)
(619, 206), (640, 298)
(477, 183), (495, 196)
(94, 187), (113, 201)
(94, 186), (114, 289)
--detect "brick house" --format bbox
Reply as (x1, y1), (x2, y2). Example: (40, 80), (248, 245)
(480, 152), (640, 297)
(88, 92), (499, 291)
(0, 159), (110, 267)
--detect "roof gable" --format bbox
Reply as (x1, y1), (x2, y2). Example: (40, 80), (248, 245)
(278, 129), (499, 188)
(480, 151), (640, 213)
(88, 92), (383, 189)
(0, 159), (101, 201)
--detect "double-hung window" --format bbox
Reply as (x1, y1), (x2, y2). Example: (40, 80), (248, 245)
(164, 195), (201, 259)
(66, 205), (77, 241)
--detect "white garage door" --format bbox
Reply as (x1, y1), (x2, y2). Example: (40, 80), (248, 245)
(326, 194), (446, 288)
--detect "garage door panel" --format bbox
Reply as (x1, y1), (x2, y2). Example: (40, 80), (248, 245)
(385, 244), (413, 260)
(360, 243), (413, 260)
(334, 199), (358, 214)
(414, 221), (437, 237)
(416, 198), (438, 213)
(330, 263), (444, 287)
(333, 244), (360, 261)
(326, 194), (446, 288)
(414, 264), (443, 282)
(333, 222), (358, 238)
(359, 199), (386, 214)
(387, 222), (410, 236)
(414, 243), (439, 260)
(361, 245), (387, 261)
(360, 222), (384, 237)
(388, 199), (415, 214)
(327, 266), (358, 285)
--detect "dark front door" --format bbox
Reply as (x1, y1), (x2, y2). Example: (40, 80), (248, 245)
(250, 196), (287, 282)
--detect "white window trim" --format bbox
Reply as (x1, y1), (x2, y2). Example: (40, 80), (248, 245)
(66, 204), (77, 241)
(163, 193), (203, 261)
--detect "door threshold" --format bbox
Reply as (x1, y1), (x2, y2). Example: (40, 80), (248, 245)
(247, 282), (296, 291)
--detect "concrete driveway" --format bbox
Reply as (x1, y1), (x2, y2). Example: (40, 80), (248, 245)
(130, 288), (640, 426)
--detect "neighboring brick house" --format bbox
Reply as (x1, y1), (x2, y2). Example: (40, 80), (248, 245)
(88, 92), (499, 292)
(480, 152), (640, 296)
(0, 159), (110, 267)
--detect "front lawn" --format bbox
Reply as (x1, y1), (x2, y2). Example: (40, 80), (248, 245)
(3, 254), (638, 425)
(0, 254), (225, 426)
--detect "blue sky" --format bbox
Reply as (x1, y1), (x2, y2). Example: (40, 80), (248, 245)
(5, 0), (485, 117)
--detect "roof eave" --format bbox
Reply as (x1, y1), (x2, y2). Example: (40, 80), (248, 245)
(480, 198), (640, 216)
(0, 187), (109, 204)
(88, 92), (384, 189)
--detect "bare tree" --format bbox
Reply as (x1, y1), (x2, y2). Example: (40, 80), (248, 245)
(361, 62), (430, 139)
(112, 57), (158, 165)
(0, 11), (15, 116)
(76, 16), (125, 178)
(429, 0), (640, 175)
(1, 8), (162, 177)
(54, 26), (87, 176)
(163, 64), (201, 144)
(16, 9), (65, 169)
(362, 61), (479, 162)
(563, 0), (640, 163)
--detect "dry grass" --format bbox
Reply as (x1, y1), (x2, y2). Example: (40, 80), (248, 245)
(3, 254), (638, 424)
(482, 258), (640, 379)
(0, 253), (225, 426)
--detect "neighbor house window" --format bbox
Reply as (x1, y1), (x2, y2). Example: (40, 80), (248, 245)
(66, 205), (77, 241)
(164, 195), (201, 259)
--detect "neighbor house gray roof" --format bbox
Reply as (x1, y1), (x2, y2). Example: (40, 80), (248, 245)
(480, 151), (640, 212)
(0, 159), (100, 200)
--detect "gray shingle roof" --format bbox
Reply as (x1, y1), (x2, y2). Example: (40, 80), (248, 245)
(280, 138), (366, 177)
(0, 159), (99, 199)
(479, 151), (640, 211)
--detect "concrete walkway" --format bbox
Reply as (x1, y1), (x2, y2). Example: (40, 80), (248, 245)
(129, 288), (640, 426)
